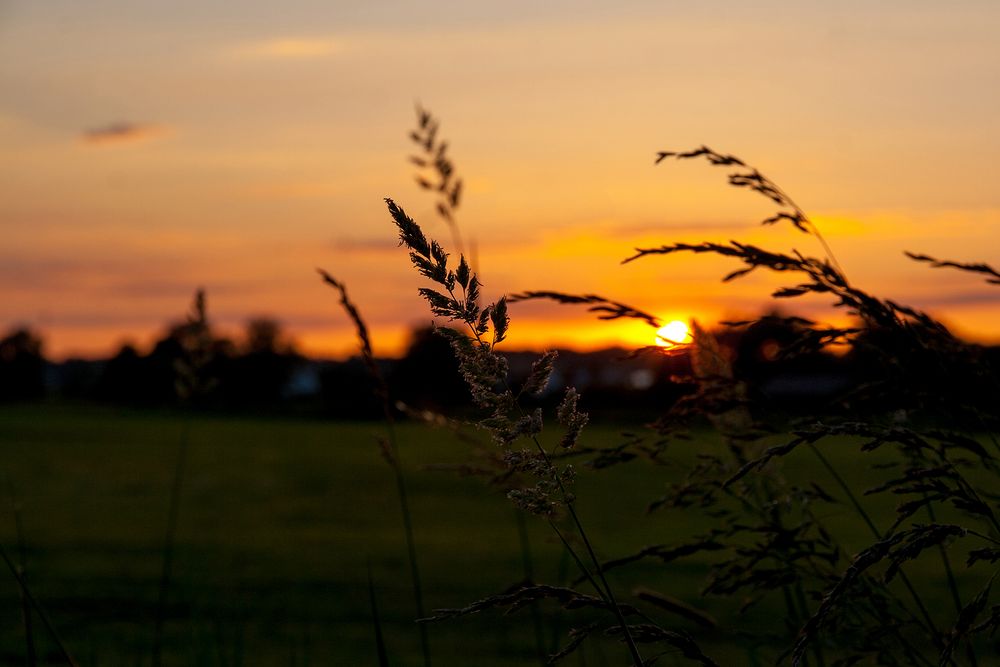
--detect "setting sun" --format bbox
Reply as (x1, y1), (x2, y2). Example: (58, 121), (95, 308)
(656, 320), (691, 347)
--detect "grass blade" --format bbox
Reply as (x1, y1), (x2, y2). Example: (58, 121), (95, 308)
(368, 565), (391, 667)
(0, 542), (79, 667)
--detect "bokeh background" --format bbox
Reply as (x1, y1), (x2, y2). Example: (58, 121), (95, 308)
(3, 0), (999, 359)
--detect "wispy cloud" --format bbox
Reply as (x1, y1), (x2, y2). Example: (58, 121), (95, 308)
(330, 237), (400, 254)
(228, 37), (343, 60)
(80, 122), (168, 146)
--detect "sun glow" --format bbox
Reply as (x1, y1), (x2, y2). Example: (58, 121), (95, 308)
(655, 320), (691, 347)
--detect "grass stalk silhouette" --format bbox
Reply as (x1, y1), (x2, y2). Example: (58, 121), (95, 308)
(645, 148), (1000, 665)
(384, 197), (652, 666)
(410, 104), (466, 259)
(514, 509), (548, 666)
(153, 289), (214, 667)
(0, 542), (79, 667)
(151, 422), (189, 667)
(5, 479), (36, 667)
(422, 141), (999, 664)
(367, 563), (391, 667)
(319, 270), (431, 667)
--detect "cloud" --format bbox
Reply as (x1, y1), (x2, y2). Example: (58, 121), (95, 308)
(330, 237), (399, 254)
(80, 122), (168, 146)
(229, 38), (343, 60)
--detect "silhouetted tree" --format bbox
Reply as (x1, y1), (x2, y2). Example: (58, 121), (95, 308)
(391, 326), (469, 412)
(222, 317), (302, 407)
(244, 317), (290, 355)
(318, 358), (383, 418)
(845, 323), (997, 424)
(0, 327), (47, 401)
(130, 291), (228, 406)
(98, 343), (145, 403)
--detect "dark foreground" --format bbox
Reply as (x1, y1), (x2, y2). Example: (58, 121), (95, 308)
(0, 405), (976, 665)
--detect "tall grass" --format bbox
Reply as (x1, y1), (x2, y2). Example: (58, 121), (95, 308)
(371, 118), (1000, 664)
(5, 479), (36, 667)
(152, 289), (213, 667)
(319, 271), (432, 667)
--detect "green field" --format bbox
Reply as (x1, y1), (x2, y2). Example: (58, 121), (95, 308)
(0, 405), (982, 666)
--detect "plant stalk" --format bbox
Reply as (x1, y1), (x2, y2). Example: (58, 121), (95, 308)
(152, 420), (190, 667)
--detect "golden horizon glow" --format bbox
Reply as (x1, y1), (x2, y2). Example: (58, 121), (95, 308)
(2, 3), (999, 360)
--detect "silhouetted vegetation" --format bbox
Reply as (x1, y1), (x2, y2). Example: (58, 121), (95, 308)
(357, 128), (1000, 666)
(0, 327), (46, 402)
(3, 111), (1000, 667)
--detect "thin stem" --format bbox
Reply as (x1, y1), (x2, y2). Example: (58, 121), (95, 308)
(323, 274), (431, 666)
(536, 436), (643, 667)
(5, 478), (36, 667)
(516, 511), (548, 666)
(793, 582), (825, 667)
(547, 521), (609, 604)
(986, 432), (1000, 459)
(780, 585), (803, 664)
(152, 420), (190, 667)
(384, 419), (432, 667)
(925, 500), (964, 615)
(762, 176), (847, 282)
(0, 543), (79, 667)
(968, 529), (1000, 546)
(946, 462), (1000, 536)
(806, 443), (949, 655)
(445, 219), (465, 262)
(807, 444), (880, 536)
(924, 498), (977, 667)
(367, 563), (391, 667)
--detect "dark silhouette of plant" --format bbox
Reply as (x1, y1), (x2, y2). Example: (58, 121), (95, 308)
(153, 289), (217, 667)
(381, 196), (742, 667)
(594, 147), (1000, 666)
(409, 104), (466, 257)
(319, 270), (433, 667)
(382, 138), (1000, 665)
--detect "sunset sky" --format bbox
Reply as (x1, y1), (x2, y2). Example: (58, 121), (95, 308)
(2, 1), (999, 359)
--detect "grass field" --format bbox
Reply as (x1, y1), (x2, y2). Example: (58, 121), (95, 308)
(0, 405), (982, 666)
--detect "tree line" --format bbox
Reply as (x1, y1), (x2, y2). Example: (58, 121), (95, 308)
(2, 310), (998, 422)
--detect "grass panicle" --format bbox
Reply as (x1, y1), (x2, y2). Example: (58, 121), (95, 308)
(409, 104), (466, 258)
(387, 197), (658, 666)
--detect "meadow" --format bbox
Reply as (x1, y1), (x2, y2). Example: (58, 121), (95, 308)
(0, 404), (981, 666)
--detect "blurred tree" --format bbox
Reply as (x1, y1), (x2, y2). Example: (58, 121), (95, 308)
(133, 290), (229, 406)
(391, 326), (469, 412)
(244, 317), (291, 355)
(98, 343), (144, 403)
(223, 317), (302, 407)
(0, 326), (47, 401)
(318, 358), (383, 418)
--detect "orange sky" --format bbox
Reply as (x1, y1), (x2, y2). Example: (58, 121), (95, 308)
(2, 2), (999, 359)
